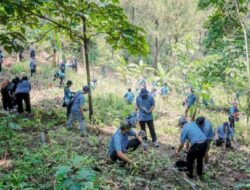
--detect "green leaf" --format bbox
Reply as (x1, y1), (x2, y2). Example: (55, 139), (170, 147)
(55, 166), (71, 179)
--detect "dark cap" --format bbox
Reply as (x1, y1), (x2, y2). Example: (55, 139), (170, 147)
(67, 80), (73, 85)
(120, 120), (132, 130)
(140, 88), (149, 96)
(179, 116), (187, 126)
(196, 117), (205, 126)
(83, 85), (90, 92)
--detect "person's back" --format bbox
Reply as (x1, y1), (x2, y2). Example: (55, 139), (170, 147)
(217, 125), (233, 139)
(71, 91), (84, 112)
(187, 93), (196, 106)
(15, 80), (31, 94)
(200, 119), (214, 140)
(181, 122), (207, 145)
(29, 59), (36, 69)
(64, 87), (71, 99)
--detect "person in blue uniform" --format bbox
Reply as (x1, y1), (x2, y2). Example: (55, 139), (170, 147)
(176, 121), (207, 178)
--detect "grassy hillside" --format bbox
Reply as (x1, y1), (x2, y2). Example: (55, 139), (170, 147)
(0, 62), (250, 190)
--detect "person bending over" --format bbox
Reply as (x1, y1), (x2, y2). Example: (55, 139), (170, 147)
(176, 120), (207, 179)
(216, 122), (236, 148)
(108, 120), (142, 164)
(196, 116), (214, 165)
(15, 76), (32, 114)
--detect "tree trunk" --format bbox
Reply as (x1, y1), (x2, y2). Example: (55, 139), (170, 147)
(233, 0), (250, 124)
(83, 17), (93, 122)
(153, 37), (159, 69)
(53, 48), (57, 67)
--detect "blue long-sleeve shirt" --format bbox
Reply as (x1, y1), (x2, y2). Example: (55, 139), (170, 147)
(108, 128), (136, 155)
(217, 125), (234, 139)
(180, 122), (207, 145)
(15, 80), (31, 94)
(199, 120), (214, 141)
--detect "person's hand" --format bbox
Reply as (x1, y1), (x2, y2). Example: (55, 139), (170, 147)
(175, 150), (179, 157)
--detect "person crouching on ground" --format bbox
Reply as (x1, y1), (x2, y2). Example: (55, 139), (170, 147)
(215, 122), (235, 149)
(108, 120), (142, 165)
(1, 80), (13, 112)
(136, 88), (159, 147)
(15, 76), (32, 114)
(196, 116), (214, 166)
(67, 85), (89, 137)
(176, 117), (207, 179)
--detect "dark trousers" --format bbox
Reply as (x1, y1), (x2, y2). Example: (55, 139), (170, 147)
(110, 138), (141, 162)
(229, 116), (235, 129)
(139, 120), (157, 142)
(72, 65), (77, 72)
(31, 69), (36, 77)
(216, 137), (231, 148)
(186, 141), (207, 178)
(16, 93), (31, 113)
(1, 89), (13, 111)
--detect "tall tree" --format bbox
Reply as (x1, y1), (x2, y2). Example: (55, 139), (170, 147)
(0, 0), (149, 121)
(198, 0), (250, 121)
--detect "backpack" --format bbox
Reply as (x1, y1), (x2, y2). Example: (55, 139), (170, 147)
(66, 93), (83, 117)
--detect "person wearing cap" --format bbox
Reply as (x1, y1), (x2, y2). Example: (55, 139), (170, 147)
(184, 88), (197, 118)
(216, 122), (235, 148)
(176, 118), (207, 179)
(66, 85), (89, 137)
(228, 101), (239, 129)
(108, 120), (142, 164)
(124, 88), (134, 104)
(196, 117), (214, 165)
(136, 88), (159, 147)
(29, 57), (37, 77)
(15, 76), (32, 114)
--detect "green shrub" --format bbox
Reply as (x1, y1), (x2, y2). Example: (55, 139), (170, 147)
(93, 93), (134, 126)
(11, 61), (29, 75)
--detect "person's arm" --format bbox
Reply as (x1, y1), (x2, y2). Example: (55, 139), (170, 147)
(149, 97), (155, 112)
(117, 151), (132, 163)
(176, 127), (187, 156)
(114, 135), (133, 164)
(176, 143), (185, 156)
(135, 98), (139, 111)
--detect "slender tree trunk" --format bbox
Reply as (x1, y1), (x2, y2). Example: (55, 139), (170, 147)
(83, 17), (93, 121)
(153, 37), (159, 69)
(233, 0), (250, 123)
(53, 48), (57, 67)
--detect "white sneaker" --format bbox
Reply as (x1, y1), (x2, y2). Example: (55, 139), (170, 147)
(154, 141), (160, 147)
